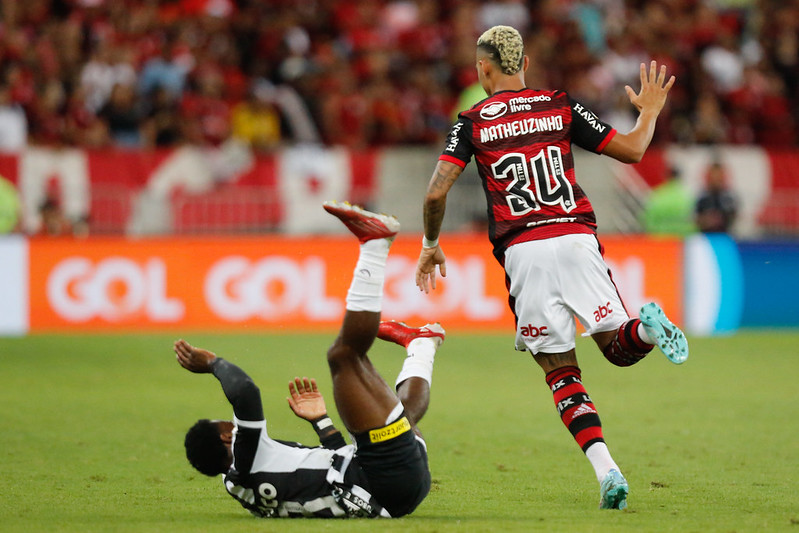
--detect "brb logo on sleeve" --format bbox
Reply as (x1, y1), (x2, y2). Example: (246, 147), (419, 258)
(479, 101), (507, 120)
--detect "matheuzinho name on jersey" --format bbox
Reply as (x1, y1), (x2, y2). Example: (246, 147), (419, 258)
(480, 115), (564, 143)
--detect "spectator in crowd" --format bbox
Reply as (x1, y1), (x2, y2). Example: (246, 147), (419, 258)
(642, 167), (696, 237)
(64, 85), (108, 148)
(1, 0), (797, 150)
(79, 43), (137, 114)
(37, 196), (71, 237)
(695, 159), (738, 234)
(99, 83), (146, 147)
(701, 28), (746, 97)
(138, 40), (191, 104)
(692, 89), (731, 144)
(26, 80), (69, 148)
(0, 83), (27, 152)
(265, 81), (321, 145)
(140, 87), (183, 148)
(180, 66), (231, 146)
(0, 175), (20, 234)
(231, 86), (281, 152)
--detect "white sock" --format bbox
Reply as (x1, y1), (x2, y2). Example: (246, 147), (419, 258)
(345, 239), (390, 312)
(585, 442), (621, 483)
(395, 337), (437, 388)
(637, 322), (655, 344)
(384, 402), (404, 425)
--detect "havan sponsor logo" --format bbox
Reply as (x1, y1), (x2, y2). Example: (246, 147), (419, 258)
(573, 102), (606, 133)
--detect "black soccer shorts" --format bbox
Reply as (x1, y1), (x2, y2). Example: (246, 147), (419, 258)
(351, 413), (431, 518)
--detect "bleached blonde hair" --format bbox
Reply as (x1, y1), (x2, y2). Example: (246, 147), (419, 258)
(477, 25), (524, 75)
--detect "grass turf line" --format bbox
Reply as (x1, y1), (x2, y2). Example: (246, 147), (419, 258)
(1, 331), (798, 532)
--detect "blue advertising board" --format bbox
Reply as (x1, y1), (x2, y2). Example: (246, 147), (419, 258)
(684, 234), (799, 334)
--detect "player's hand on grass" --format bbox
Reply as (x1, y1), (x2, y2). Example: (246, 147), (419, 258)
(174, 339), (217, 373)
(416, 245), (447, 293)
(625, 60), (675, 115)
(287, 377), (327, 421)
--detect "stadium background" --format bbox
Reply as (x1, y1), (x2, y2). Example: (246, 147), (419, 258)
(1, 0), (797, 337)
(2, 2), (799, 532)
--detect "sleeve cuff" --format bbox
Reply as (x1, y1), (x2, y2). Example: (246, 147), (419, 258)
(596, 128), (617, 153)
(234, 417), (266, 429)
(438, 154), (468, 168)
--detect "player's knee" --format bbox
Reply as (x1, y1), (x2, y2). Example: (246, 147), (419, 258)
(532, 349), (577, 373)
(326, 342), (355, 373)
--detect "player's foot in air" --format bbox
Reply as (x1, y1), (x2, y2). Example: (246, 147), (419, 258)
(323, 201), (400, 243)
(639, 302), (688, 364)
(378, 321), (446, 348)
(599, 469), (629, 510)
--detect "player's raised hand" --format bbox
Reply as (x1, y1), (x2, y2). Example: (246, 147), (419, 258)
(625, 61), (675, 114)
(287, 377), (328, 421)
(415, 245), (447, 293)
(174, 339), (217, 373)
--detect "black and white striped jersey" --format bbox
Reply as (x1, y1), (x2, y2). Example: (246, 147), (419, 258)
(222, 416), (390, 518)
(206, 357), (390, 518)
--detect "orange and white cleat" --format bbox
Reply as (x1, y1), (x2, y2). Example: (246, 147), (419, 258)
(323, 201), (400, 243)
(377, 321), (446, 348)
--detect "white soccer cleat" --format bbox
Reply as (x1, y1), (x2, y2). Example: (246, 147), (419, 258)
(323, 201), (400, 243)
(377, 321), (446, 348)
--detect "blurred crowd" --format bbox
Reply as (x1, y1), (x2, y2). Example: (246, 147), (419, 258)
(0, 0), (797, 153)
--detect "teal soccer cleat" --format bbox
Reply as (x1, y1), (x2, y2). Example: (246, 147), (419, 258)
(599, 469), (629, 510)
(639, 302), (689, 364)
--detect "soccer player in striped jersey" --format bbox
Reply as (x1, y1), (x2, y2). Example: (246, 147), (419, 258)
(178, 202), (445, 518)
(415, 25), (688, 510)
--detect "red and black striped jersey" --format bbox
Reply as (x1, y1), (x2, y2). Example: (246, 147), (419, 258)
(439, 88), (616, 260)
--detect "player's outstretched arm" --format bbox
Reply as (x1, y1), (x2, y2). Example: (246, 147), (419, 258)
(602, 61), (675, 164)
(287, 377), (346, 449)
(175, 338), (217, 373)
(174, 339), (263, 421)
(416, 160), (462, 293)
(287, 377), (327, 421)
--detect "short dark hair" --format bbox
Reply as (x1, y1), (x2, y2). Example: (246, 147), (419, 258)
(184, 419), (229, 477)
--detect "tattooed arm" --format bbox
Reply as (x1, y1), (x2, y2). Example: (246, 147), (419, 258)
(415, 160), (463, 293)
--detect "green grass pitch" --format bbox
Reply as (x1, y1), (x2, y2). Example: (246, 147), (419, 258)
(2, 330), (798, 532)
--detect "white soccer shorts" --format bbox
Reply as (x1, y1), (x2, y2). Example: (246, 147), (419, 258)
(503, 233), (630, 355)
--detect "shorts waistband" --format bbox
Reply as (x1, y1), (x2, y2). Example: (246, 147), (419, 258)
(354, 416), (412, 447)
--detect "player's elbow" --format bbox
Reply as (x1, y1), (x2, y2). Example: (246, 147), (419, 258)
(424, 189), (447, 207)
(227, 378), (261, 409)
(617, 150), (644, 164)
(603, 143), (645, 164)
(603, 133), (649, 164)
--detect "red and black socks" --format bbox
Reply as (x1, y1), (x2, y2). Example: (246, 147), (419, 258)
(602, 319), (654, 367)
(545, 365), (603, 452)
(546, 365), (620, 481)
